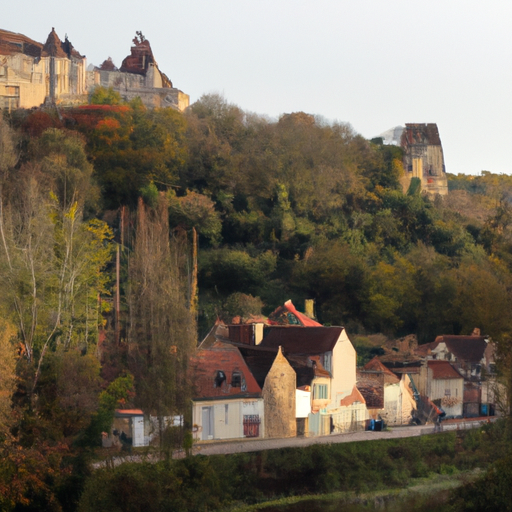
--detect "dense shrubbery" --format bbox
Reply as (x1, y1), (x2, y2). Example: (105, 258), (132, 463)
(78, 423), (511, 511)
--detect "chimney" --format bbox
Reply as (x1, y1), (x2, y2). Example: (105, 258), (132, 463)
(304, 299), (315, 319)
(471, 327), (481, 336)
(253, 323), (264, 345)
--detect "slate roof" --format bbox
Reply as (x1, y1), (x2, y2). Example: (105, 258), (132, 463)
(259, 326), (343, 354)
(417, 335), (488, 363)
(238, 346), (282, 389)
(402, 123), (442, 146)
(239, 346), (320, 389)
(42, 28), (67, 58)
(190, 341), (261, 400)
(0, 28), (43, 57)
(1, 28), (83, 60)
(428, 360), (463, 380)
(436, 335), (487, 362)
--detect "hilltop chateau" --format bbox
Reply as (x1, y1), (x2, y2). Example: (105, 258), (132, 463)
(0, 28), (189, 111)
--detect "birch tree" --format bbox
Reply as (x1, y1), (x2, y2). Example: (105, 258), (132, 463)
(0, 141), (112, 392)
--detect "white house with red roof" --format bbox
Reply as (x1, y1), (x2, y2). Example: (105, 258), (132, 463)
(417, 360), (464, 418)
(189, 338), (265, 441)
(357, 357), (417, 426)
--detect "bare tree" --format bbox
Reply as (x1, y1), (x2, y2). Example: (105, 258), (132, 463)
(128, 195), (196, 452)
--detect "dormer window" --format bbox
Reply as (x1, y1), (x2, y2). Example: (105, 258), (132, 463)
(231, 372), (242, 387)
(214, 371), (226, 388)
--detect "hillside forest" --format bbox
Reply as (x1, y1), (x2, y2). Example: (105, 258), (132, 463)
(1, 90), (512, 510)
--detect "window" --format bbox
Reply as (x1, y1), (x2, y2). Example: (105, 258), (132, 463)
(323, 352), (332, 373)
(231, 371), (242, 387)
(315, 384), (328, 400)
(225, 404), (229, 425)
(214, 371), (226, 388)
(5, 86), (19, 96)
(445, 389), (451, 397)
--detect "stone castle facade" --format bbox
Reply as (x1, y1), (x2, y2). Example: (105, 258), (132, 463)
(401, 123), (448, 196)
(0, 28), (189, 111)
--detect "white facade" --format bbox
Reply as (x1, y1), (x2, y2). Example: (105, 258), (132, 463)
(192, 398), (264, 441)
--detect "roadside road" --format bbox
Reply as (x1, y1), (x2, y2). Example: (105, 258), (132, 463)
(93, 417), (495, 467)
(192, 417), (496, 456)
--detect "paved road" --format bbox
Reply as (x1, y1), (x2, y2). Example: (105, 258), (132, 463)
(94, 417), (495, 467)
(192, 417), (496, 456)
(192, 425), (427, 456)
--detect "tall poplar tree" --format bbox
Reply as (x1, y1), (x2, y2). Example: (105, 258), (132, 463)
(128, 195), (196, 449)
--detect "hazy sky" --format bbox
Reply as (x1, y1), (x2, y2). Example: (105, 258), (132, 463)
(6, 1), (512, 175)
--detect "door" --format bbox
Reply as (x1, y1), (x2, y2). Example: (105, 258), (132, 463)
(243, 415), (260, 438)
(202, 406), (213, 440)
(132, 416), (145, 447)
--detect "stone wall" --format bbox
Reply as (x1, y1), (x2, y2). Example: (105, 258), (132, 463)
(263, 348), (297, 438)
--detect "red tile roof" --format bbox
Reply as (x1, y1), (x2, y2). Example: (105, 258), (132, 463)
(268, 300), (322, 327)
(417, 335), (488, 363)
(363, 357), (400, 384)
(356, 373), (384, 409)
(190, 341), (261, 400)
(428, 360), (463, 380)
(115, 409), (144, 417)
(340, 385), (366, 407)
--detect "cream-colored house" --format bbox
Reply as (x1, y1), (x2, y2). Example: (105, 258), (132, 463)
(417, 360), (464, 418)
(190, 340), (265, 441)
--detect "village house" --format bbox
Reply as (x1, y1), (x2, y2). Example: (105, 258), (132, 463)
(357, 357), (417, 427)
(416, 360), (464, 419)
(189, 336), (265, 441)
(416, 331), (498, 417)
(202, 300), (368, 437)
(253, 325), (367, 436)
